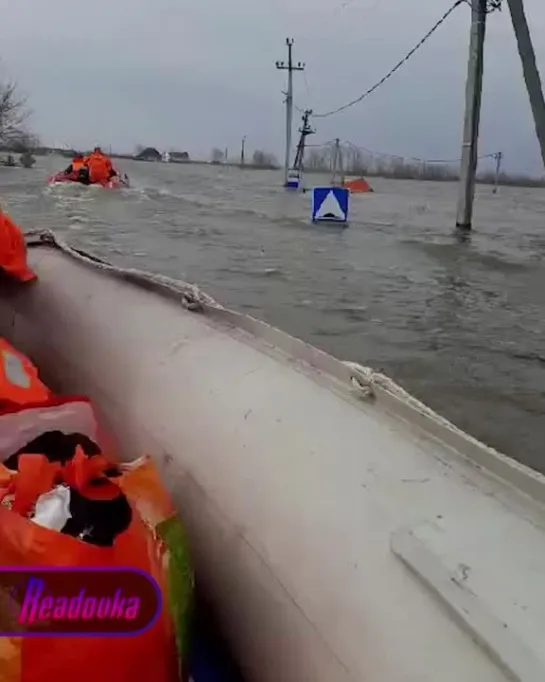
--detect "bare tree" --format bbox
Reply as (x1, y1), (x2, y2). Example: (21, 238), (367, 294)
(8, 130), (40, 153)
(211, 147), (224, 163)
(0, 70), (30, 146)
(343, 146), (371, 176)
(252, 149), (278, 169)
(306, 148), (329, 171)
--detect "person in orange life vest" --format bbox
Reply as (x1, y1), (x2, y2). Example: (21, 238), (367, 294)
(64, 153), (90, 184)
(0, 206), (51, 409)
(84, 146), (116, 184)
(0, 204), (37, 284)
(64, 153), (85, 175)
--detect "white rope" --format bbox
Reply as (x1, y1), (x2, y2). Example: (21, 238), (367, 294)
(24, 229), (223, 313)
(342, 361), (472, 439)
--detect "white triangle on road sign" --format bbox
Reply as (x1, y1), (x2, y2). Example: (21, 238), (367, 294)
(315, 190), (345, 220)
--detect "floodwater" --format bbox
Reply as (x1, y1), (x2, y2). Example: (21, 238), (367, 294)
(2, 157), (545, 472)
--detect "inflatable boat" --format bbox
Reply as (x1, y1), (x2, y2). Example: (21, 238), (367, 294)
(1, 231), (545, 682)
(48, 171), (130, 189)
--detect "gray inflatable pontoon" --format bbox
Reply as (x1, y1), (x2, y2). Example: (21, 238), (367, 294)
(1, 231), (545, 682)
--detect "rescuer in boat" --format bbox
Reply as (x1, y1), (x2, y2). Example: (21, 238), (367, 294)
(0, 206), (130, 545)
(84, 146), (117, 185)
(0, 205), (51, 408)
(0, 205), (37, 285)
(64, 153), (91, 185)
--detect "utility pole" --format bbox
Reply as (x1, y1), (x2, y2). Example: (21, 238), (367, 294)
(506, 0), (545, 171)
(276, 38), (305, 187)
(240, 136), (246, 167)
(493, 151), (503, 193)
(456, 0), (487, 229)
(292, 109), (315, 181)
(330, 138), (345, 186)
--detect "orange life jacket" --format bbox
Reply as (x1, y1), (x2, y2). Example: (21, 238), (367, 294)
(85, 152), (113, 183)
(0, 211), (37, 283)
(0, 338), (51, 409)
(71, 158), (85, 172)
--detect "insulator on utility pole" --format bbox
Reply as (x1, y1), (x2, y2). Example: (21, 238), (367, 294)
(275, 38), (305, 187)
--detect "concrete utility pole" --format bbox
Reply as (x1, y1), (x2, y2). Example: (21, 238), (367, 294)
(456, 0), (487, 229)
(506, 0), (545, 171)
(240, 136), (246, 167)
(276, 39), (305, 186)
(493, 151), (503, 193)
(330, 138), (345, 186)
(292, 109), (315, 180)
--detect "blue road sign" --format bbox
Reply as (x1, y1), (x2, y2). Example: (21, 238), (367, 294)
(311, 186), (349, 222)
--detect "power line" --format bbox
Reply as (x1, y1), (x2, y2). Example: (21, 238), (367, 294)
(312, 0), (466, 119)
(303, 139), (499, 164)
(305, 140), (337, 148)
(338, 139), (498, 164)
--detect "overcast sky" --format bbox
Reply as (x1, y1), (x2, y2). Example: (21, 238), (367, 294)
(1, 0), (544, 172)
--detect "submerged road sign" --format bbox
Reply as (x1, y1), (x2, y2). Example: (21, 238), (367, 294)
(311, 187), (349, 223)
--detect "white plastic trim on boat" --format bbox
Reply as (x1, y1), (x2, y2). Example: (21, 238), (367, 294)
(1, 230), (545, 682)
(391, 526), (543, 682)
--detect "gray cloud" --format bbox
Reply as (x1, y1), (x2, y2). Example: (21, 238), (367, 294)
(1, 0), (544, 172)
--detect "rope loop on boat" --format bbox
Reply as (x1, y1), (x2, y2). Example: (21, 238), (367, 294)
(343, 360), (470, 435)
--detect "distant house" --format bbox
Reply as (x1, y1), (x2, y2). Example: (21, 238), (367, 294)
(169, 151), (190, 163)
(135, 147), (162, 162)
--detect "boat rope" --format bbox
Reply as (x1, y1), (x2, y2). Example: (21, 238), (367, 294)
(342, 361), (468, 436)
(24, 230), (223, 313)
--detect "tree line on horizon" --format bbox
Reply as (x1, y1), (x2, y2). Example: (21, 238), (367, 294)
(305, 145), (545, 188)
(210, 147), (279, 170)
